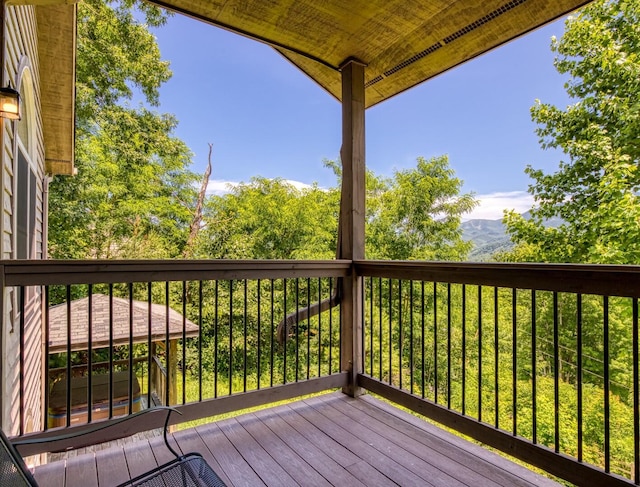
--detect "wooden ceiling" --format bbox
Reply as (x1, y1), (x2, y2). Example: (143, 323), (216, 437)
(147, 0), (591, 108)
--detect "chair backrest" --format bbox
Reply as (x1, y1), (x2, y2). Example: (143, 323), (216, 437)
(0, 428), (38, 486)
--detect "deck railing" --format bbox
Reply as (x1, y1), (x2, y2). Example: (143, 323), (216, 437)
(355, 260), (640, 487)
(2, 260), (349, 454)
(4, 259), (640, 486)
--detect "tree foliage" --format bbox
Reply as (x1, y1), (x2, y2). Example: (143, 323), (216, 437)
(197, 177), (339, 260)
(366, 155), (476, 260)
(503, 0), (640, 263)
(197, 156), (476, 261)
(49, 0), (198, 259)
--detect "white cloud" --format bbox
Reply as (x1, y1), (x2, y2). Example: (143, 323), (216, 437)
(205, 178), (313, 196)
(206, 180), (238, 196)
(464, 191), (534, 221)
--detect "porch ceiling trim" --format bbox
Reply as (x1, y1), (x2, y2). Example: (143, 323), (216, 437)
(36, 4), (76, 176)
(145, 0), (591, 108)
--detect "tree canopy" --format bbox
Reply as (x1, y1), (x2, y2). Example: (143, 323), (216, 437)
(503, 0), (640, 263)
(49, 0), (199, 259)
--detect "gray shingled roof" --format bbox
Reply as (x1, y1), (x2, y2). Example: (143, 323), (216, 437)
(48, 294), (199, 353)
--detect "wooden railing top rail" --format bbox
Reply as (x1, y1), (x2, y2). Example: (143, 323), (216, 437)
(0, 259), (352, 286)
(354, 260), (640, 298)
(3, 258), (640, 296)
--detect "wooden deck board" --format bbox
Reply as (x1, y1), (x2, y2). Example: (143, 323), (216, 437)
(358, 394), (561, 487)
(31, 458), (66, 487)
(95, 447), (130, 487)
(33, 392), (562, 487)
(289, 397), (432, 486)
(235, 412), (332, 487)
(218, 417), (298, 487)
(64, 453), (98, 487)
(317, 393), (527, 487)
(195, 422), (266, 486)
(259, 406), (368, 486)
(122, 439), (158, 480)
(172, 427), (233, 486)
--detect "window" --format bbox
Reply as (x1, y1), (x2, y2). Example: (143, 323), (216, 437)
(14, 67), (38, 260)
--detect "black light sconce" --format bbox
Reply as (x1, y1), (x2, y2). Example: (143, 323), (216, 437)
(0, 83), (21, 120)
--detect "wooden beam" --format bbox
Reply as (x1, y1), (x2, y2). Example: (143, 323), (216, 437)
(339, 58), (365, 397)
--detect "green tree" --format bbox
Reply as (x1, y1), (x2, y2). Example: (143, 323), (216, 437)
(503, 0), (640, 264)
(197, 177), (339, 260)
(367, 155), (476, 260)
(49, 0), (199, 259)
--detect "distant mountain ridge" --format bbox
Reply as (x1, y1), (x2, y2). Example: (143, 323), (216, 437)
(461, 211), (562, 261)
(461, 218), (512, 261)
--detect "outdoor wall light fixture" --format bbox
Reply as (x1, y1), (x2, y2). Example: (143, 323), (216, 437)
(0, 84), (21, 120)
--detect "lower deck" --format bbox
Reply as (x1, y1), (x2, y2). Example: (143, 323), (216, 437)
(32, 392), (560, 487)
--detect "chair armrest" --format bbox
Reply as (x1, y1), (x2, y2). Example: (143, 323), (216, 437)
(12, 406), (182, 457)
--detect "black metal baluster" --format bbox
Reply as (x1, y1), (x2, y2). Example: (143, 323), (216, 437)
(448, 283), (451, 409)
(338, 278), (342, 376)
(283, 278), (287, 384)
(229, 280), (233, 395)
(318, 278), (322, 378)
(296, 279), (300, 382)
(147, 283), (152, 408)
(19, 286), (25, 434)
(399, 280), (403, 390)
(604, 295), (610, 473)
(270, 279), (275, 386)
(478, 285), (482, 422)
(198, 281), (203, 402)
(307, 278), (311, 380)
(243, 280), (248, 392)
(462, 284), (466, 415)
(109, 284), (114, 417)
(165, 281), (170, 406)
(328, 277), (333, 375)
(633, 298), (639, 484)
(257, 279), (261, 390)
(421, 281), (425, 399)
(182, 281), (187, 404)
(214, 280), (219, 398)
(44, 286), (50, 430)
(494, 287), (499, 428)
(553, 292), (559, 453)
(389, 278), (393, 386)
(532, 290), (537, 443)
(88, 287), (93, 423)
(577, 294), (583, 462)
(129, 283), (134, 413)
(434, 282), (438, 403)
(370, 277), (374, 377)
(379, 277), (383, 381)
(512, 288), (517, 436)
(410, 280), (414, 396)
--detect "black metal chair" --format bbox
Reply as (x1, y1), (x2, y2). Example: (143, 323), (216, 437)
(1, 407), (226, 487)
(0, 426), (38, 486)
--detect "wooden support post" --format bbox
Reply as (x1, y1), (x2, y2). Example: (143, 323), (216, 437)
(339, 58), (366, 397)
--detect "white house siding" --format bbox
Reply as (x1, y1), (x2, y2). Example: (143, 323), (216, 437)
(2, 4), (45, 436)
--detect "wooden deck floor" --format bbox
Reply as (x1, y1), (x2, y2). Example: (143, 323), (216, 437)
(32, 392), (561, 487)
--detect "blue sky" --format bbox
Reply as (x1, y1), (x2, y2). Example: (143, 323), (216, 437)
(145, 12), (573, 220)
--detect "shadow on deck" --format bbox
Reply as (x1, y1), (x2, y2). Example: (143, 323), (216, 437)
(32, 392), (560, 487)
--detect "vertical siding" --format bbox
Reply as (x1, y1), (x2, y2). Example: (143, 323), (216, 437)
(2, 4), (45, 436)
